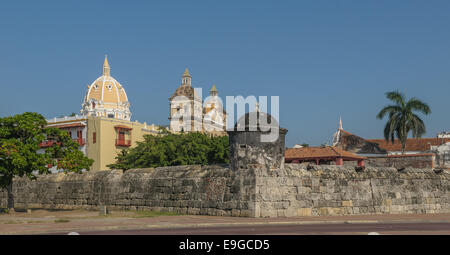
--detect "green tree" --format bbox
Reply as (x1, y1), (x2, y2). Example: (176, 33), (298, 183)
(0, 112), (93, 210)
(376, 91), (431, 154)
(107, 132), (229, 170)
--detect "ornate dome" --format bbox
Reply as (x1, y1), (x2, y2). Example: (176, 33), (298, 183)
(81, 56), (131, 120)
(169, 68), (200, 101)
(170, 85), (196, 100)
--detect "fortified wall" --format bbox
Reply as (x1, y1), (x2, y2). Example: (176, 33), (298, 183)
(0, 164), (449, 217)
(1, 112), (449, 217)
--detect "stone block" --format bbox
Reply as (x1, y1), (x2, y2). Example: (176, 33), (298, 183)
(318, 207), (329, 216)
(277, 210), (287, 217)
(328, 207), (343, 215)
(384, 199), (392, 206)
(341, 200), (353, 207)
(297, 208), (312, 216)
(231, 209), (241, 217)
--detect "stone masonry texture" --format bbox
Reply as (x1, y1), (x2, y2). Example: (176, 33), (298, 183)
(1, 164), (449, 217)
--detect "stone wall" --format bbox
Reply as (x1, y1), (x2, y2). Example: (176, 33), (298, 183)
(0, 165), (256, 217)
(254, 164), (449, 217)
(366, 154), (435, 169)
(1, 164), (449, 217)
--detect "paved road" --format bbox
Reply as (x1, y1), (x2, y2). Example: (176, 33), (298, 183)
(56, 222), (450, 235)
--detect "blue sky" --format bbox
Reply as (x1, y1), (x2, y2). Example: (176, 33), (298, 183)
(1, 0), (449, 146)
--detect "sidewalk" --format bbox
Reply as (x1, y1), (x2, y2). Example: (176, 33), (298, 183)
(1, 209), (450, 235)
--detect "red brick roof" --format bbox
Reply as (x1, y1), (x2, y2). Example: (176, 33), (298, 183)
(366, 138), (450, 152)
(285, 146), (366, 160)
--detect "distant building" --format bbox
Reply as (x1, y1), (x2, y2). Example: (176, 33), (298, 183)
(332, 117), (450, 155)
(169, 68), (226, 136)
(332, 128), (387, 155)
(331, 117), (448, 168)
(285, 146), (366, 166)
(437, 132), (450, 138)
(365, 138), (450, 155)
(42, 115), (88, 156)
(43, 57), (160, 171)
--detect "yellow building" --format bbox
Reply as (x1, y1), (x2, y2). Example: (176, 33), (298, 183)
(45, 57), (160, 171)
(85, 116), (159, 171)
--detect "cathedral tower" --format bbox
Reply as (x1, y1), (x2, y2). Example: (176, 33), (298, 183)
(169, 68), (202, 132)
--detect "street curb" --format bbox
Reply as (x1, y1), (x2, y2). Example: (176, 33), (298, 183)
(2, 218), (450, 235)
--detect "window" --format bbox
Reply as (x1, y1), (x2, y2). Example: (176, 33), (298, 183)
(93, 132), (96, 143)
(108, 113), (114, 118)
(92, 102), (96, 109)
(118, 131), (125, 141)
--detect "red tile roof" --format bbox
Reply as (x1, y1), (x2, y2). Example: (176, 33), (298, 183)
(366, 138), (450, 152)
(285, 146), (366, 160)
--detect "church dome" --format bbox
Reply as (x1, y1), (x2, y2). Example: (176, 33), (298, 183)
(81, 56), (131, 120)
(85, 75), (128, 105)
(170, 85), (196, 100)
(169, 68), (201, 101)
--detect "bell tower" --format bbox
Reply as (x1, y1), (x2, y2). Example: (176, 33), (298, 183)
(181, 68), (191, 86)
(210, 84), (218, 97)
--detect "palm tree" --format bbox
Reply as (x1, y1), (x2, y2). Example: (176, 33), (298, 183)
(376, 91), (431, 154)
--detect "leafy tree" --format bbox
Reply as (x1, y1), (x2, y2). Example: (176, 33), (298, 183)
(376, 91), (431, 154)
(108, 132), (229, 170)
(0, 112), (93, 210)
